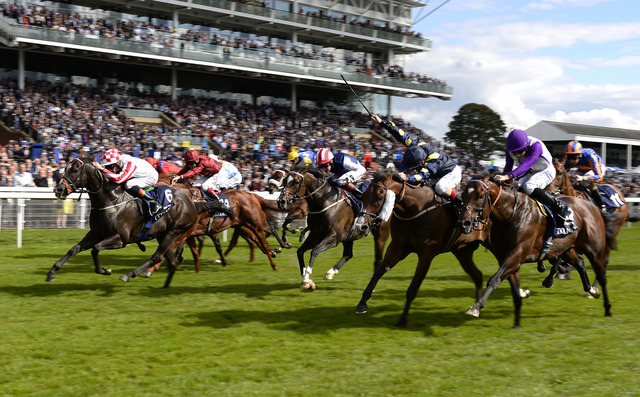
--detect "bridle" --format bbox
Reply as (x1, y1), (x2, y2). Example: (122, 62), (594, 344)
(59, 158), (103, 196)
(278, 171), (328, 206)
(463, 179), (501, 232)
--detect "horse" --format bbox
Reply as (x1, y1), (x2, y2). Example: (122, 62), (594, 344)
(267, 168), (309, 243)
(277, 167), (390, 290)
(458, 173), (614, 328)
(354, 168), (507, 327)
(142, 184), (282, 281)
(49, 152), (231, 286)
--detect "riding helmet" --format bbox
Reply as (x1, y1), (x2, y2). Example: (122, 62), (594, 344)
(101, 149), (122, 166)
(316, 148), (334, 165)
(400, 145), (426, 171)
(505, 129), (529, 152)
(288, 150), (299, 162)
(564, 141), (583, 155)
(184, 149), (199, 162)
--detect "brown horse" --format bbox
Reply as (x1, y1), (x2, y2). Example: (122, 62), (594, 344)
(354, 168), (507, 327)
(146, 184), (282, 280)
(546, 160), (628, 258)
(458, 174), (614, 328)
(49, 152), (230, 285)
(277, 167), (390, 290)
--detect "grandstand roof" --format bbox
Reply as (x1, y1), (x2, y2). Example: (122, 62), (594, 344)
(528, 120), (640, 144)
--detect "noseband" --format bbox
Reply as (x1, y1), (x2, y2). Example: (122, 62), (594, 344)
(279, 171), (328, 205)
(464, 179), (501, 232)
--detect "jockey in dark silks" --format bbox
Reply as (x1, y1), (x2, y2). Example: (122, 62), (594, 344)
(315, 148), (366, 199)
(564, 141), (606, 209)
(494, 129), (569, 219)
(371, 114), (463, 210)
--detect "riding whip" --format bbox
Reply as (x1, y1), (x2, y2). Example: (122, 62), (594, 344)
(341, 75), (372, 116)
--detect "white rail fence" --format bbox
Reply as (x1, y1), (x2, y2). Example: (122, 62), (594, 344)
(0, 187), (280, 248)
(1, 187), (637, 248)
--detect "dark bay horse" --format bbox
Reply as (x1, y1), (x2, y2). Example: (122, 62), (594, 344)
(458, 174), (614, 328)
(277, 168), (390, 290)
(49, 152), (229, 285)
(354, 168), (505, 327)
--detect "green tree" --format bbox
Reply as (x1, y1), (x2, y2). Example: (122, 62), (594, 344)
(445, 103), (507, 159)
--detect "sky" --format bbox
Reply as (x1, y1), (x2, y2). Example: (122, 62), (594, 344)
(394, 0), (640, 142)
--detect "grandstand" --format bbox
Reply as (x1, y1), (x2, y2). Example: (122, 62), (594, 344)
(0, 0), (451, 119)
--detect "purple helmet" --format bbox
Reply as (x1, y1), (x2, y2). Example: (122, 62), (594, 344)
(505, 129), (529, 152)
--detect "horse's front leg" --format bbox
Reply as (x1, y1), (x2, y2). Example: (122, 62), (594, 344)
(91, 233), (127, 276)
(239, 225), (279, 271)
(561, 250), (601, 299)
(47, 230), (103, 282)
(296, 234), (332, 291)
(356, 241), (411, 315)
(542, 257), (562, 288)
(324, 240), (354, 280)
(396, 247), (438, 328)
(466, 252), (523, 321)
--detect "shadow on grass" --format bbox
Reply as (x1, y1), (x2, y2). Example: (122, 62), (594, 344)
(0, 282), (119, 297)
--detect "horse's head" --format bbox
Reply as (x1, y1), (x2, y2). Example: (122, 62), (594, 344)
(267, 169), (286, 195)
(360, 169), (403, 229)
(546, 159), (573, 196)
(53, 154), (97, 199)
(458, 174), (493, 234)
(277, 168), (326, 210)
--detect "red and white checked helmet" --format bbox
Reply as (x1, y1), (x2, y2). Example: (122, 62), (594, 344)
(101, 149), (122, 166)
(315, 148), (334, 166)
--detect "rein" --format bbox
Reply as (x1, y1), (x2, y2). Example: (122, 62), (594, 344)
(307, 197), (348, 214)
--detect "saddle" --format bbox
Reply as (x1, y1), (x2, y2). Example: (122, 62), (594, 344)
(134, 186), (176, 251)
(534, 200), (579, 261)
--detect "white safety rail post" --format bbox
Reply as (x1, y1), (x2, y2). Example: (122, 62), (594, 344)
(79, 199), (88, 229)
(16, 198), (25, 248)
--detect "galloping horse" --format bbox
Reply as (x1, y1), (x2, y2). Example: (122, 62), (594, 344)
(267, 168), (309, 243)
(354, 168), (498, 327)
(49, 152), (230, 285)
(546, 160), (627, 263)
(144, 183), (283, 280)
(277, 167), (390, 290)
(458, 174), (614, 328)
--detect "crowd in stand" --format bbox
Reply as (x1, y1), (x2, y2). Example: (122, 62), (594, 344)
(0, 2), (446, 87)
(1, 78), (638, 201)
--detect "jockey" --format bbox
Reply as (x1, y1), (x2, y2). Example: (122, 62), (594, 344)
(145, 157), (181, 174)
(171, 150), (241, 198)
(93, 149), (161, 217)
(564, 141), (606, 209)
(316, 148), (366, 198)
(288, 149), (316, 170)
(494, 129), (569, 218)
(371, 114), (463, 209)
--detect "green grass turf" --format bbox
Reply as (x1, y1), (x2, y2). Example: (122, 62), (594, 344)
(1, 225), (639, 396)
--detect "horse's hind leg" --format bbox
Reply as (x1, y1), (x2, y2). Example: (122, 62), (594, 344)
(239, 226), (278, 271)
(356, 241), (411, 314)
(507, 272), (524, 329)
(47, 230), (103, 282)
(451, 244), (484, 301)
(542, 257), (562, 288)
(210, 233), (228, 267)
(324, 240), (353, 280)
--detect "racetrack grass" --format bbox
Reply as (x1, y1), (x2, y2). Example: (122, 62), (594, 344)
(1, 225), (639, 396)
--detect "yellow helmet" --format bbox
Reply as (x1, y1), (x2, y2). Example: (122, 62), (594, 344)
(288, 151), (298, 161)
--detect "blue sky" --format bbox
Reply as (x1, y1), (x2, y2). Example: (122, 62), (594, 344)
(394, 0), (640, 141)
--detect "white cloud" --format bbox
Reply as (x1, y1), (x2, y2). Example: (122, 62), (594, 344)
(524, 0), (616, 11)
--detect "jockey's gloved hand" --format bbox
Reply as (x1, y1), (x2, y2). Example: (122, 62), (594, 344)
(328, 178), (345, 188)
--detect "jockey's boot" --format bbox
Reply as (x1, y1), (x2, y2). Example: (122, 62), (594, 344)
(205, 187), (220, 201)
(450, 189), (464, 211)
(589, 187), (606, 210)
(141, 190), (162, 218)
(531, 188), (569, 219)
(351, 187), (363, 201)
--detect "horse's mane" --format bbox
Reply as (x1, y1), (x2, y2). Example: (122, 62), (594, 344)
(305, 167), (325, 180)
(77, 152), (95, 163)
(373, 168), (404, 184)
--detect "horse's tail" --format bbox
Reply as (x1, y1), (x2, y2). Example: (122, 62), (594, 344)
(195, 201), (235, 220)
(602, 211), (618, 251)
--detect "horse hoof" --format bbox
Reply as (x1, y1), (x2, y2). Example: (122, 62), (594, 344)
(542, 279), (554, 288)
(465, 307), (480, 317)
(519, 289), (531, 299)
(46, 273), (55, 282)
(105, 268), (112, 275)
(537, 262), (546, 273)
(284, 243), (292, 249)
(589, 287), (601, 299)
(300, 281), (316, 291)
(141, 270), (152, 278)
(324, 269), (338, 280)
(274, 248), (282, 254)
(555, 273), (569, 280)
(214, 259), (222, 264)
(119, 274), (130, 282)
(355, 304), (368, 314)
